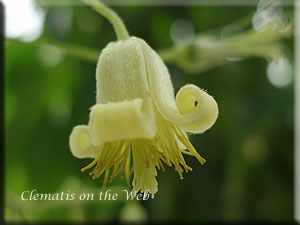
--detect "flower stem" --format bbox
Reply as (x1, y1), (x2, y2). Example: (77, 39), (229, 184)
(80, 0), (129, 40)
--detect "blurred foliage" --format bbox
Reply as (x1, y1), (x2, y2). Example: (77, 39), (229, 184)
(4, 0), (294, 223)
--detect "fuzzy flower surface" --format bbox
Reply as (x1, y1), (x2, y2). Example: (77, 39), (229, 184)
(69, 36), (218, 197)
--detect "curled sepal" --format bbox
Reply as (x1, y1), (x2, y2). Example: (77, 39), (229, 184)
(176, 84), (218, 133)
(69, 125), (98, 159)
(139, 38), (218, 134)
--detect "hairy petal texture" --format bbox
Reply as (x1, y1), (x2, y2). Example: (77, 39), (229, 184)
(91, 38), (156, 143)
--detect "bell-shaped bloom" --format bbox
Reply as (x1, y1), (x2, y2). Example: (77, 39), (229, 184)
(69, 37), (218, 197)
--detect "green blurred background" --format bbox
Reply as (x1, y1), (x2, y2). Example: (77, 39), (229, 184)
(4, 0), (294, 222)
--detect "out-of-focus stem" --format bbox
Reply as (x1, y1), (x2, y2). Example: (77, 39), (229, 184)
(158, 23), (292, 73)
(80, 0), (129, 40)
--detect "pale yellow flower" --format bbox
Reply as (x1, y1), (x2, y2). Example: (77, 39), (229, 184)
(69, 36), (218, 198)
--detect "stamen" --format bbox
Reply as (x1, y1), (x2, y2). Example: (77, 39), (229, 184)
(129, 167), (134, 175)
(125, 150), (131, 186)
(81, 109), (206, 198)
(103, 168), (110, 188)
(110, 162), (120, 182)
(81, 159), (97, 172)
(132, 141), (148, 167)
(158, 160), (165, 171)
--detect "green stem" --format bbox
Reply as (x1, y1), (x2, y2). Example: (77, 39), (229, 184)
(81, 0), (129, 40)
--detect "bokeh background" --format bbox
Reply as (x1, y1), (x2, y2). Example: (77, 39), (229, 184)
(4, 0), (295, 222)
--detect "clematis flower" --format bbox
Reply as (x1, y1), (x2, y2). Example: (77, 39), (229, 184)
(70, 0), (218, 198)
(70, 36), (218, 197)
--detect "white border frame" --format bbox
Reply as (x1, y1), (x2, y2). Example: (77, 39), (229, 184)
(35, 0), (300, 222)
(38, 0), (294, 6)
